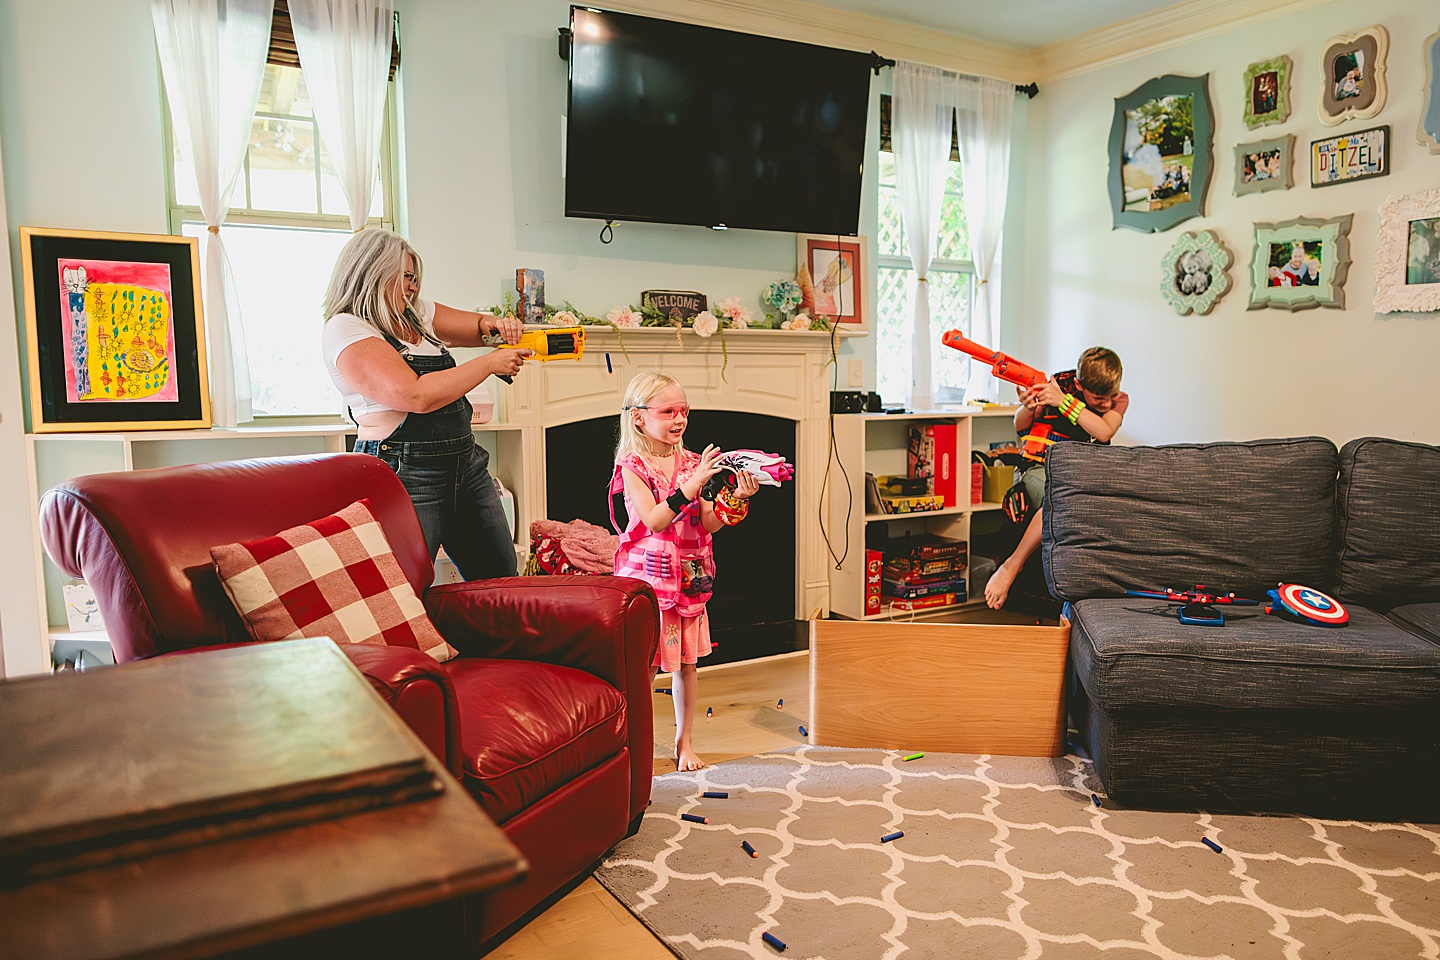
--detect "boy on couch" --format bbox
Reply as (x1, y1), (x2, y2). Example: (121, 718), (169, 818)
(984, 347), (1128, 610)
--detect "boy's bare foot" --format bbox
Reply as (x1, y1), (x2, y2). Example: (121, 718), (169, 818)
(985, 560), (1021, 610)
(676, 743), (705, 772)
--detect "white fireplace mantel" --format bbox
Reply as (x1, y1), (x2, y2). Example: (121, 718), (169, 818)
(497, 326), (865, 619)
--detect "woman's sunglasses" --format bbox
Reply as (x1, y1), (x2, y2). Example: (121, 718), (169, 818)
(630, 403), (690, 420)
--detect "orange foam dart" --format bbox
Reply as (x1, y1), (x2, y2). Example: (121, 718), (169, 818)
(940, 331), (1048, 391)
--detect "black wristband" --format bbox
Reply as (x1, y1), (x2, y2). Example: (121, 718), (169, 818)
(665, 490), (690, 513)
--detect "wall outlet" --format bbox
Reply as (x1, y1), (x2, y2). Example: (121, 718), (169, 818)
(847, 359), (863, 387)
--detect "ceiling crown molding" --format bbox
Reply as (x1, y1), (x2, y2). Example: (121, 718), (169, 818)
(1033, 0), (1331, 82)
(599, 0), (1036, 84)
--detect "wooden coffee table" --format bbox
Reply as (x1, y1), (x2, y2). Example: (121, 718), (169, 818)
(0, 639), (524, 959)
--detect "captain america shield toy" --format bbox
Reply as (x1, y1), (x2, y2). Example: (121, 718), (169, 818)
(1269, 583), (1349, 626)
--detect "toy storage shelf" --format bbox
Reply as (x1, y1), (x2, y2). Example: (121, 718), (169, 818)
(827, 408), (1017, 621)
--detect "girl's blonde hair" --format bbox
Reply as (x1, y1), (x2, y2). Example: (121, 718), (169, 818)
(322, 227), (436, 344)
(616, 372), (687, 461)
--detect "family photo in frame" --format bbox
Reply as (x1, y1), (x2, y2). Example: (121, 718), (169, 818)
(20, 227), (209, 433)
(1243, 55), (1291, 129)
(1108, 74), (1214, 233)
(1235, 135), (1293, 195)
(1248, 215), (1353, 311)
(1319, 25), (1388, 125)
(1159, 229), (1232, 316)
(1375, 187), (1440, 313)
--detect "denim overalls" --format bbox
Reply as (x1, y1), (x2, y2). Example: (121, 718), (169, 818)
(352, 333), (517, 580)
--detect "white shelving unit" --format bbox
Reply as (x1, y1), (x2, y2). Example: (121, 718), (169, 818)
(826, 407), (1019, 621)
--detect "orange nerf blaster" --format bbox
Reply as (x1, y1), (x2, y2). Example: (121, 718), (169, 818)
(940, 331), (1053, 462)
(939, 331), (1047, 391)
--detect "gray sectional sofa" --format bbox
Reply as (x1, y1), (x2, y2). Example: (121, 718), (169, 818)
(1043, 436), (1440, 819)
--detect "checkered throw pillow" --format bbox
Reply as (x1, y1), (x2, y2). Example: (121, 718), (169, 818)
(211, 499), (457, 662)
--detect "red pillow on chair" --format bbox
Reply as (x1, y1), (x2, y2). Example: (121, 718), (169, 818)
(211, 499), (456, 662)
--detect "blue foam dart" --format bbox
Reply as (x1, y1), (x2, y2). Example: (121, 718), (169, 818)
(681, 813), (708, 824)
(762, 931), (787, 951)
(703, 791), (728, 799)
(881, 830), (904, 843)
(1201, 837), (1223, 853)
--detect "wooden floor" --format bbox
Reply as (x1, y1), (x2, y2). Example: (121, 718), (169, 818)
(488, 608), (1046, 959)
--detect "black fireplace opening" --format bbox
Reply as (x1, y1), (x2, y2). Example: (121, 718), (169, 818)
(545, 410), (804, 664)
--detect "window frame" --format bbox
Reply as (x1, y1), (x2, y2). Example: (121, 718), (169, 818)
(874, 150), (977, 404)
(160, 67), (401, 422)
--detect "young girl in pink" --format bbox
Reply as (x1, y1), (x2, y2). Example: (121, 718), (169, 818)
(610, 373), (759, 772)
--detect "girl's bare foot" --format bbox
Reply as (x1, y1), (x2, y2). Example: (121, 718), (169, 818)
(676, 743), (705, 772)
(984, 560), (1021, 610)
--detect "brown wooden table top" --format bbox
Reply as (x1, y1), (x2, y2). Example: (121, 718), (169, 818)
(0, 639), (524, 960)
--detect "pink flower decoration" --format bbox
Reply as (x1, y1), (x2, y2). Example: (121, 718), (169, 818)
(718, 297), (753, 325)
(692, 311), (719, 338)
(606, 305), (641, 328)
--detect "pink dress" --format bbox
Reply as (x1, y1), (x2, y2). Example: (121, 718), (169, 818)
(610, 451), (714, 671)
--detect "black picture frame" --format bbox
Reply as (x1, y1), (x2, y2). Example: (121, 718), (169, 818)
(20, 227), (210, 432)
(1108, 74), (1214, 233)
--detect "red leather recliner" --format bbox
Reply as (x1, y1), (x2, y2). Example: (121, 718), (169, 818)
(39, 453), (657, 950)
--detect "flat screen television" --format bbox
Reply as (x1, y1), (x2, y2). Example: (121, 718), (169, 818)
(564, 7), (872, 236)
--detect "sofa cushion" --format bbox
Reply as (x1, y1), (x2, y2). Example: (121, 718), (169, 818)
(447, 658), (626, 824)
(210, 499), (456, 662)
(1388, 603), (1440, 645)
(1337, 438), (1440, 607)
(1067, 597), (1440, 712)
(1044, 438), (1338, 602)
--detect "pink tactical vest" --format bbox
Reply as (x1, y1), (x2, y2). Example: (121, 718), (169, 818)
(610, 451), (714, 614)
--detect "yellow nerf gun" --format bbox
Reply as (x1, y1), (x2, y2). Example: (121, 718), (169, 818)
(482, 326), (585, 382)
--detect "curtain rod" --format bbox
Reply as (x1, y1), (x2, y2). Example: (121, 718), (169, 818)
(869, 52), (1038, 98)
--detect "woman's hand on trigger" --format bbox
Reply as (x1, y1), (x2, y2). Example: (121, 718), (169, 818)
(733, 471), (760, 500)
(481, 314), (524, 344)
(488, 347), (531, 379)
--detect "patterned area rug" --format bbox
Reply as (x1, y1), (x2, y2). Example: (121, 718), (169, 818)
(595, 748), (1440, 959)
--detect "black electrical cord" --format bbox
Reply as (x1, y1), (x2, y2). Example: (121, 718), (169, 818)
(599, 220), (615, 244)
(817, 233), (853, 572)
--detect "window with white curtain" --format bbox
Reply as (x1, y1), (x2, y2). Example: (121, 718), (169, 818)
(874, 149), (974, 406)
(165, 63), (396, 417)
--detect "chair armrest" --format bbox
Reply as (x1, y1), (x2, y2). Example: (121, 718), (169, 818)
(339, 643), (464, 778)
(425, 575), (659, 822)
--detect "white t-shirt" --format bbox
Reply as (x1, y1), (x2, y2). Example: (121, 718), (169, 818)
(322, 297), (443, 420)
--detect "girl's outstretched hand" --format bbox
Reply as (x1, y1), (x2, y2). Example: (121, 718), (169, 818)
(686, 445), (724, 497)
(732, 470), (760, 500)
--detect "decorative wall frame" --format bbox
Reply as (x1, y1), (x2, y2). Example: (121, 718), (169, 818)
(1247, 215), (1353, 311)
(1159, 230), (1232, 316)
(1243, 56), (1291, 129)
(1375, 187), (1440, 313)
(796, 233), (867, 330)
(1319, 25), (1388, 126)
(1310, 125), (1389, 188)
(1421, 26), (1440, 154)
(1108, 74), (1214, 233)
(20, 227), (210, 432)
(1234, 135), (1294, 195)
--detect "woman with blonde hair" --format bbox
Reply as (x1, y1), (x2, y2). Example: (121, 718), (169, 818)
(322, 227), (530, 578)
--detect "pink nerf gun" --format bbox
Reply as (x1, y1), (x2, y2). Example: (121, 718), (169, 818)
(700, 450), (794, 501)
(940, 331), (1048, 391)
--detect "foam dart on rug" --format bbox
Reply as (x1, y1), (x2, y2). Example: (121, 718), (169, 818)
(483, 326), (585, 382)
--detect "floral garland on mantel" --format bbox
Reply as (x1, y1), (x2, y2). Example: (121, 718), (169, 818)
(488, 284), (840, 378)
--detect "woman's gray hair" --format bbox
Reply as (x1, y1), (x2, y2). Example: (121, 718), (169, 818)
(322, 228), (433, 343)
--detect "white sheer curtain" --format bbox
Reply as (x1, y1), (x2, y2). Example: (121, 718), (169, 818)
(892, 62), (961, 410)
(289, 0), (395, 230)
(151, 0), (270, 426)
(955, 77), (1015, 402)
